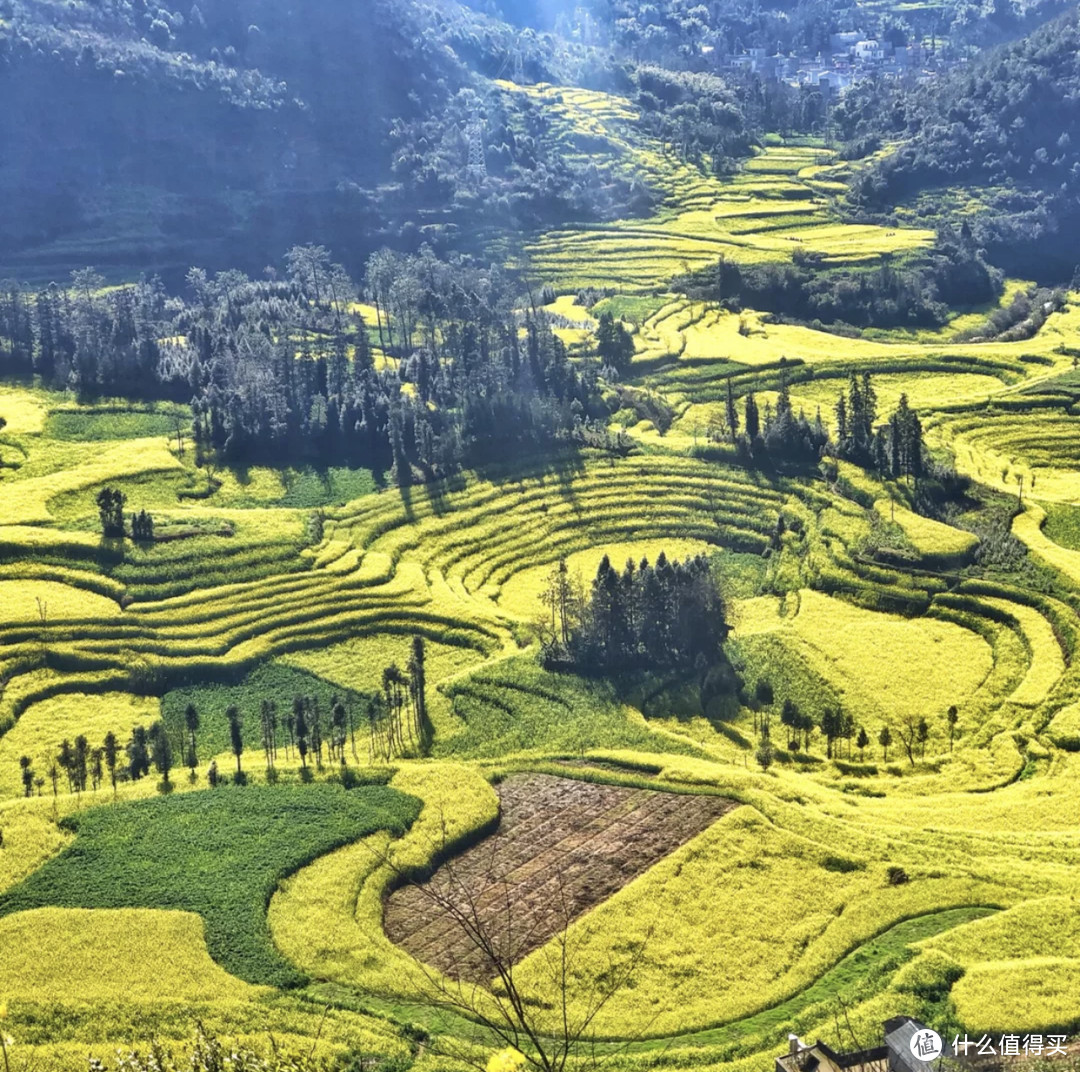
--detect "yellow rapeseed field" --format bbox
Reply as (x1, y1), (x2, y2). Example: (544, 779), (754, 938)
(734, 589), (993, 732)
(951, 960), (1080, 1033)
(0, 579), (120, 623)
(873, 501), (979, 564)
(0, 908), (259, 1002)
(269, 763), (498, 996)
(8, 86), (1080, 1072)
(0, 693), (161, 799)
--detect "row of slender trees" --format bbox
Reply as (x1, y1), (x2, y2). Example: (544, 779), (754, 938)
(17, 723), (173, 798)
(753, 686), (962, 770)
(16, 639), (432, 795)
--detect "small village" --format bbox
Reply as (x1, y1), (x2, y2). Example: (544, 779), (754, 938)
(713, 31), (955, 96)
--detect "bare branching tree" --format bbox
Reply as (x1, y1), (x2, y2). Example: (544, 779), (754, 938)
(371, 816), (661, 1072)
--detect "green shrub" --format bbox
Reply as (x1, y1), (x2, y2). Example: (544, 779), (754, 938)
(822, 855), (865, 873)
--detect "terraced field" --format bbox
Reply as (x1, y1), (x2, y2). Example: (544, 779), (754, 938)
(8, 79), (1080, 1072)
(510, 83), (934, 293)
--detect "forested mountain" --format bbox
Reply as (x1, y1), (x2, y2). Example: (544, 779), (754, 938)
(0, 0), (633, 280)
(471, 0), (1069, 57)
(4, 0), (1073, 284)
(841, 7), (1080, 280)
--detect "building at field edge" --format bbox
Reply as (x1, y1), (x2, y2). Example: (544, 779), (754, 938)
(776, 1017), (942, 1072)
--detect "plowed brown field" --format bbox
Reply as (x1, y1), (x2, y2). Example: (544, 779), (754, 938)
(384, 772), (734, 981)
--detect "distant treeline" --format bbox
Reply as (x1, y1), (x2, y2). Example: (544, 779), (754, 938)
(0, 245), (609, 480)
(678, 236), (1001, 330)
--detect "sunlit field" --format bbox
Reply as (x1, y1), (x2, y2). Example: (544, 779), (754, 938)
(6, 73), (1080, 1072)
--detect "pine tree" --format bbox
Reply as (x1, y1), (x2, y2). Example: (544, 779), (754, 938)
(73, 735), (89, 794)
(103, 731), (118, 792)
(126, 726), (150, 780)
(95, 488), (127, 538)
(184, 703), (200, 772)
(820, 708), (841, 758)
(149, 723), (173, 786)
(260, 700), (277, 770)
(725, 378), (739, 440)
(58, 739), (74, 792)
(780, 699), (800, 749)
(18, 755), (33, 798)
(847, 372), (864, 456)
(295, 702), (309, 769)
(744, 392), (760, 440)
(408, 635), (428, 746)
(227, 705), (244, 777)
(916, 717), (930, 757)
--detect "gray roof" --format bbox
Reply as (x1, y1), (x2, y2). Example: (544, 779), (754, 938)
(885, 1017), (940, 1072)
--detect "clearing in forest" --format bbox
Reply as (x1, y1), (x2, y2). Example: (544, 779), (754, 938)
(383, 772), (734, 982)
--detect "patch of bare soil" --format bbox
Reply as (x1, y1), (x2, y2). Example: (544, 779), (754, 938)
(384, 772), (734, 982)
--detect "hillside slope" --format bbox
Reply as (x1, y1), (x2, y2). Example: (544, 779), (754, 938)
(0, 0), (583, 279)
(841, 6), (1080, 279)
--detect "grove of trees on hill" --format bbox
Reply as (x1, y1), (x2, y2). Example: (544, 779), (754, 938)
(678, 238), (1001, 330)
(0, 246), (609, 480)
(540, 551), (730, 673)
(839, 8), (1080, 280)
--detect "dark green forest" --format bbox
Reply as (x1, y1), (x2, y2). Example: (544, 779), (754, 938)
(840, 8), (1080, 280)
(0, 246), (612, 477)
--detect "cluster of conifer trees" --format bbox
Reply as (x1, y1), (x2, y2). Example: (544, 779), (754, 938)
(709, 371), (925, 477)
(540, 551), (729, 671)
(834, 372), (924, 480)
(717, 376), (830, 462)
(0, 246), (605, 482)
(679, 242), (1000, 331)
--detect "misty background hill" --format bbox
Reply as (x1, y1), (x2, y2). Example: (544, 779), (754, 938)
(1, 0), (1078, 284)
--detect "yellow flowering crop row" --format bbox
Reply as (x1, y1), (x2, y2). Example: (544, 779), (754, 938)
(0, 907), (259, 1003)
(269, 762), (498, 997)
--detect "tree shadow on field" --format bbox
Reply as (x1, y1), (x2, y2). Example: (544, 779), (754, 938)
(227, 463), (252, 487)
(396, 481), (415, 523)
(424, 472), (468, 518)
(395, 471), (468, 523)
(472, 446), (587, 508)
(622, 659), (752, 746)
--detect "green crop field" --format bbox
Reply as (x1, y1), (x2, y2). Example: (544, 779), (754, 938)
(7, 60), (1080, 1072)
(0, 784), (420, 987)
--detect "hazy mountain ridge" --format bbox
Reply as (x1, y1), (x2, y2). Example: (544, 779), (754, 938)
(0, 0), (550, 279)
(839, 4), (1080, 280)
